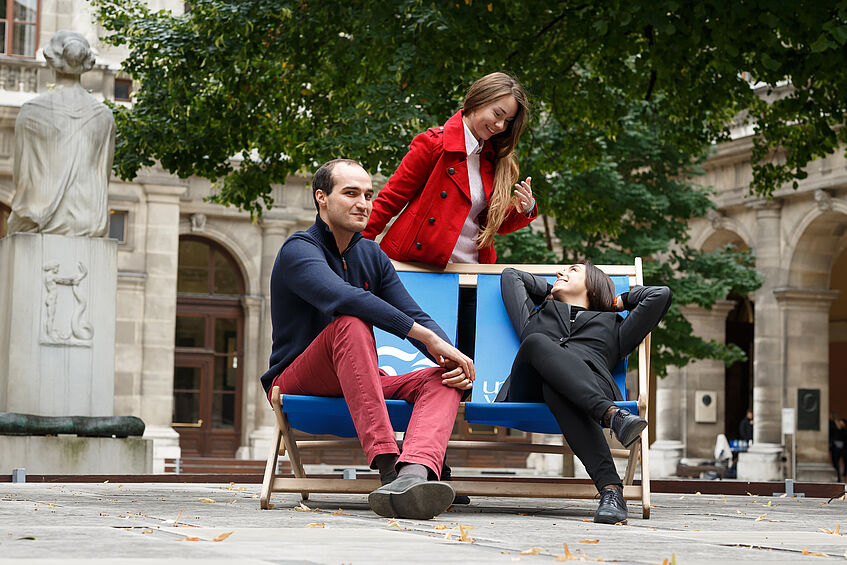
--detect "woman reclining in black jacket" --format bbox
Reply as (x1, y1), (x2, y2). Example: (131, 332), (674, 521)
(496, 262), (672, 524)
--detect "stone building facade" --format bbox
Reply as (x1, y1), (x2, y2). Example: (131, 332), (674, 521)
(651, 126), (847, 482)
(0, 1), (843, 479)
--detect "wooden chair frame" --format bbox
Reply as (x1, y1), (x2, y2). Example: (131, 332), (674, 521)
(261, 261), (651, 519)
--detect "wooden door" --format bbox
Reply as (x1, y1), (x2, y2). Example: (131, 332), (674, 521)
(173, 305), (243, 457)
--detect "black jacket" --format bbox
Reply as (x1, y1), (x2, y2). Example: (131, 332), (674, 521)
(495, 268), (672, 402)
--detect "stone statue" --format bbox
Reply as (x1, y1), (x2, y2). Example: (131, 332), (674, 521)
(7, 30), (116, 237)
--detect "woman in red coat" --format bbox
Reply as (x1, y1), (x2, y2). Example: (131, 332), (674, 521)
(363, 72), (537, 267)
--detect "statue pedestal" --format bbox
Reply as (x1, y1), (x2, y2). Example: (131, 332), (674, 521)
(0, 233), (116, 416)
(0, 435), (152, 474)
(737, 443), (784, 481)
(649, 440), (685, 478)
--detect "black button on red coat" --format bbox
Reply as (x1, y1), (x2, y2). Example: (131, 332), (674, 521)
(440, 191), (447, 198)
(428, 217), (436, 224)
(448, 167), (455, 175)
(415, 243), (422, 249)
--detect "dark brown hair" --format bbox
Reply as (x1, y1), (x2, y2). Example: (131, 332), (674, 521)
(578, 260), (617, 312)
(312, 158), (364, 210)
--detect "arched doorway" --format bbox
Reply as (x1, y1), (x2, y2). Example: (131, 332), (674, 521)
(173, 236), (245, 457)
(700, 230), (753, 440)
(1, 202), (9, 237)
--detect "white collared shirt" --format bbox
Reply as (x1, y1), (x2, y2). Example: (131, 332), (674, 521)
(449, 120), (487, 264)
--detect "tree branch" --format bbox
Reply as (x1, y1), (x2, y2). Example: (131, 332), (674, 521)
(506, 5), (586, 64)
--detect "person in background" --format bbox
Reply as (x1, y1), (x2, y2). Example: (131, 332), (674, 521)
(738, 409), (753, 443)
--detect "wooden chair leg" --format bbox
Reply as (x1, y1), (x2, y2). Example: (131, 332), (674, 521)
(639, 424), (651, 519)
(277, 395), (310, 501)
(623, 439), (640, 486)
(260, 421), (282, 509)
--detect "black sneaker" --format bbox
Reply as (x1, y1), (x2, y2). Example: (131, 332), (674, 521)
(441, 465), (470, 505)
(609, 408), (647, 447)
(594, 487), (628, 524)
(368, 474), (455, 520)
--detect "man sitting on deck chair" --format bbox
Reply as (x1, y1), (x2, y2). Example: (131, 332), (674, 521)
(260, 158), (475, 520)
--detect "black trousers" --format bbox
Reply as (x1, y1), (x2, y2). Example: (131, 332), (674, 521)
(509, 333), (620, 490)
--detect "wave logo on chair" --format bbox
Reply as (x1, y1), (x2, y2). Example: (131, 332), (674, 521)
(376, 345), (437, 376)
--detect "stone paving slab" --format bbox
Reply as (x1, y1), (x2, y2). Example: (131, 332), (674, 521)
(0, 483), (845, 563)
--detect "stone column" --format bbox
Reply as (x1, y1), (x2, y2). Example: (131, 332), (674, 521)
(246, 218), (294, 459)
(681, 301), (735, 459)
(738, 200), (784, 481)
(650, 365), (686, 477)
(775, 287), (838, 481)
(113, 271), (147, 418)
(139, 183), (186, 472)
(236, 294), (263, 460)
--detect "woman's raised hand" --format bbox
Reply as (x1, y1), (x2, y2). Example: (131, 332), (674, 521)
(514, 177), (534, 213)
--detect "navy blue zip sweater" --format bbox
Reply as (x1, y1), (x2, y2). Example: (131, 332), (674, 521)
(260, 215), (450, 394)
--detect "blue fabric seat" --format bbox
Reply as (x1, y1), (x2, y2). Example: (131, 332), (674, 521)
(463, 273), (636, 434)
(280, 271), (459, 437)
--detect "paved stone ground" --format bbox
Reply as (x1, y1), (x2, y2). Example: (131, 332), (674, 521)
(1, 482), (845, 564)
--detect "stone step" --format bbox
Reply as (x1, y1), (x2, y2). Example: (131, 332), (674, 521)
(163, 457), (290, 474)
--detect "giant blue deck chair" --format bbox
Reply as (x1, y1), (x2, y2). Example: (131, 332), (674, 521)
(262, 262), (652, 520)
(261, 271), (460, 508)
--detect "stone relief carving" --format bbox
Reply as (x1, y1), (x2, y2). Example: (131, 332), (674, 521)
(42, 261), (93, 346)
(190, 213), (207, 232)
(706, 208), (726, 230)
(814, 189), (833, 211)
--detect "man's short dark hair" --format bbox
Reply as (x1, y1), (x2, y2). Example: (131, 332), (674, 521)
(312, 158), (364, 211)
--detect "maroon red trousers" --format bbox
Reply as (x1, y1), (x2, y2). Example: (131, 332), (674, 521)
(269, 315), (461, 478)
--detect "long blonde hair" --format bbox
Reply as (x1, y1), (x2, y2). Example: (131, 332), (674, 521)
(462, 72), (529, 249)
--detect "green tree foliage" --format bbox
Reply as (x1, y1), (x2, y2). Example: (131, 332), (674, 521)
(95, 1), (847, 207)
(98, 0), (847, 372)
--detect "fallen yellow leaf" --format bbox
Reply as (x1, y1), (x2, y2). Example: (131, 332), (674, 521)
(178, 536), (201, 542)
(294, 502), (317, 512)
(554, 542), (579, 561)
(458, 525), (475, 542)
(818, 523), (841, 535)
(433, 524), (449, 530)
(756, 514), (767, 522)
(801, 547), (828, 557)
(520, 547), (544, 555)
(305, 523), (325, 528)
(579, 539), (600, 543)
(141, 529), (153, 534)
(198, 498), (216, 504)
(213, 531), (233, 542)
(386, 520), (403, 530)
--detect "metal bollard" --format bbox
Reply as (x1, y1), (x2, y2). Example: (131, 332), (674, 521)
(342, 468), (357, 480)
(11, 468), (26, 483)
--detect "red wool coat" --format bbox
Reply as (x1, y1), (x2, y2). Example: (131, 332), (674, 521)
(363, 111), (538, 267)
